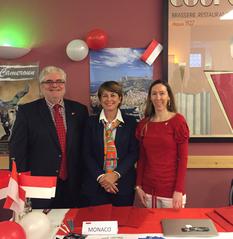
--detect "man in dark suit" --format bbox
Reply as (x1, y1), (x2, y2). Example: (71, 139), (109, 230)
(9, 66), (88, 209)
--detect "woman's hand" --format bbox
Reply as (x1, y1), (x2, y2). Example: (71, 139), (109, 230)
(172, 191), (183, 209)
(135, 186), (147, 207)
(99, 172), (119, 194)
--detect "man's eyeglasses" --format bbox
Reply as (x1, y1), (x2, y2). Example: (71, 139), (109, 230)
(41, 79), (66, 85)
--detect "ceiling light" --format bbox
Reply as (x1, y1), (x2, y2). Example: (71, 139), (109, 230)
(0, 45), (31, 59)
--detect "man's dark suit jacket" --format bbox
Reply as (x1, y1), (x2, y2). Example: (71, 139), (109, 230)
(81, 111), (138, 206)
(9, 98), (88, 208)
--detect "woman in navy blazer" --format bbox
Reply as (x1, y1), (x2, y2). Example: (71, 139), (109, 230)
(81, 81), (138, 206)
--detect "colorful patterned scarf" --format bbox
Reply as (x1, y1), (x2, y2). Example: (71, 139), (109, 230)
(103, 119), (120, 173)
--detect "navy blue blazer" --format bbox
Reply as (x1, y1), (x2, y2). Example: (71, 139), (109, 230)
(9, 98), (88, 203)
(82, 111), (138, 196)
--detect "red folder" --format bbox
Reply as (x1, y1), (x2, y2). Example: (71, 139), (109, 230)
(74, 204), (112, 227)
(111, 206), (131, 226)
(125, 207), (153, 228)
(215, 206), (233, 225)
(206, 211), (233, 232)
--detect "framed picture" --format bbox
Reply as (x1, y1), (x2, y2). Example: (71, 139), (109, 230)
(89, 48), (153, 120)
(168, 0), (233, 142)
(0, 63), (39, 154)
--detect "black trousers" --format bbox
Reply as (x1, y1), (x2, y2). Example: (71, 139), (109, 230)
(31, 178), (78, 209)
(80, 190), (135, 208)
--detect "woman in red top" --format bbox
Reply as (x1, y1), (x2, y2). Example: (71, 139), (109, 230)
(135, 80), (189, 209)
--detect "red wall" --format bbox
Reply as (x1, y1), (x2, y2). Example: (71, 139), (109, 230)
(186, 169), (232, 208)
(0, 0), (164, 105)
(188, 143), (233, 207)
(0, 0), (232, 207)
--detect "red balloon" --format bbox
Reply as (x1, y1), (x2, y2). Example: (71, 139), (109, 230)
(86, 29), (108, 50)
(0, 221), (26, 239)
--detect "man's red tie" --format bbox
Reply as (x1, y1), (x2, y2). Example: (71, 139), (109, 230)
(53, 104), (67, 180)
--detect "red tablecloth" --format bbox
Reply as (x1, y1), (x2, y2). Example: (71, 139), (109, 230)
(58, 206), (226, 235)
(206, 206), (233, 231)
(117, 208), (225, 234)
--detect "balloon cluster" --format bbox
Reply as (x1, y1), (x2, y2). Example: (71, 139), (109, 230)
(66, 28), (108, 61)
(19, 211), (51, 239)
(0, 212), (51, 239)
(0, 221), (26, 239)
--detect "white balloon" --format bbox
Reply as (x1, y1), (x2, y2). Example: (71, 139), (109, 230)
(66, 39), (89, 61)
(19, 211), (51, 239)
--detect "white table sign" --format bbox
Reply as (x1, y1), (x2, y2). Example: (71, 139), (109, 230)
(82, 221), (118, 235)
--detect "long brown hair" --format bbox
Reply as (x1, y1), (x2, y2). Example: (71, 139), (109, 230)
(140, 80), (177, 137)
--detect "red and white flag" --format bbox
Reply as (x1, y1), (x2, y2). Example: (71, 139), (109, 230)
(1, 163), (57, 213)
(19, 174), (57, 199)
(0, 170), (10, 200)
(3, 161), (26, 214)
(141, 40), (163, 65)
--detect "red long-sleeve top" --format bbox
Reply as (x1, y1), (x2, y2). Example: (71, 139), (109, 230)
(136, 113), (189, 198)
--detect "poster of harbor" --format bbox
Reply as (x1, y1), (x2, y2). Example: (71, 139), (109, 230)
(89, 48), (153, 120)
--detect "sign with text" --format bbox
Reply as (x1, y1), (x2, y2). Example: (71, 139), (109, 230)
(0, 64), (39, 81)
(82, 221), (118, 235)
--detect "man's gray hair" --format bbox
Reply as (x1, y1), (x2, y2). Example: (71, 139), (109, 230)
(39, 66), (67, 83)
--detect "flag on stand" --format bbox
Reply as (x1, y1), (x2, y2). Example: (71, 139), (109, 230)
(19, 174), (57, 199)
(1, 162), (57, 213)
(0, 170), (10, 200)
(141, 39), (163, 65)
(3, 161), (26, 214)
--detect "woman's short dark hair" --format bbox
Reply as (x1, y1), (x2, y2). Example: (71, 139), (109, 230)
(98, 81), (123, 103)
(144, 80), (177, 118)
